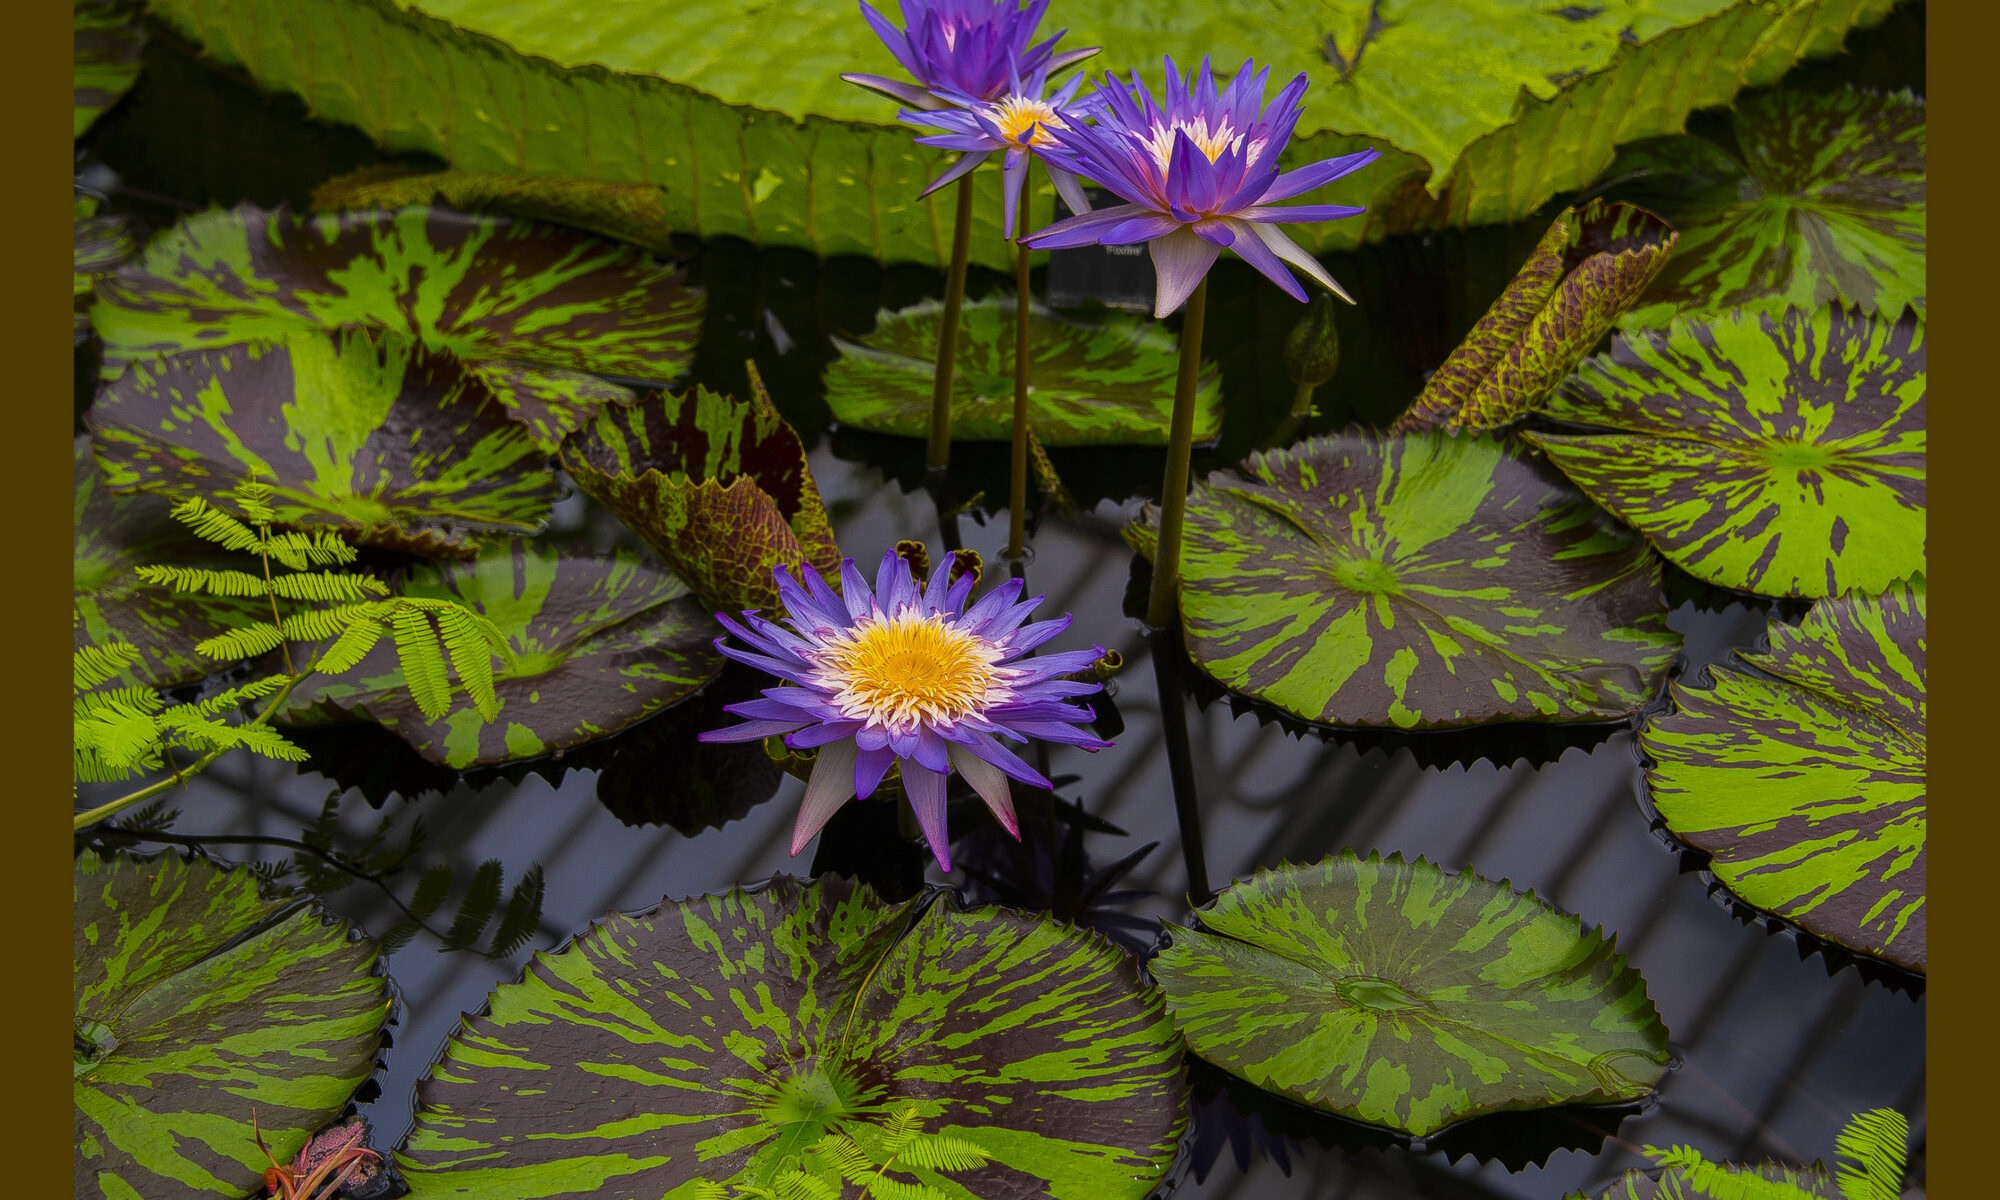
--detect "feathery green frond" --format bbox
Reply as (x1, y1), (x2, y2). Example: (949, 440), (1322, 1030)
(392, 604), (454, 720)
(436, 605), (501, 720)
(314, 612), (387, 675)
(1646, 1145), (1824, 1200)
(194, 620), (285, 661)
(815, 1134), (875, 1185)
(74, 642), (144, 692)
(888, 1132), (990, 1173)
(193, 673), (292, 714)
(132, 565), (274, 596)
(168, 496), (261, 554)
(157, 708), (310, 762)
(231, 478), (279, 525)
(279, 601), (383, 642)
(1834, 1109), (1908, 1200)
(268, 569), (391, 602)
(865, 1178), (949, 1200)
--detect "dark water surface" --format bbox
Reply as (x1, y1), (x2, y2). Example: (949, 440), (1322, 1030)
(78, 15), (1926, 1197)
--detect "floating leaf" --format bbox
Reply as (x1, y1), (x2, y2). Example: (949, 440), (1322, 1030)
(1393, 201), (1675, 433)
(1639, 581), (1926, 974)
(1575, 1162), (1836, 1200)
(399, 876), (1186, 1198)
(824, 295), (1221, 447)
(73, 438), (267, 688)
(1524, 306), (1925, 599)
(74, 852), (390, 1199)
(314, 167), (679, 256)
(561, 377), (841, 611)
(1614, 85), (1924, 327)
(89, 333), (562, 556)
(280, 539), (723, 769)
(74, 0), (146, 138)
(145, 0), (1893, 271)
(1151, 852), (1671, 1138)
(92, 204), (703, 382)
(1134, 432), (1678, 729)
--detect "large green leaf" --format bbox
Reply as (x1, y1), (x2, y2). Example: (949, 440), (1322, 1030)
(1150, 852), (1671, 1138)
(92, 204), (703, 382)
(75, 0), (145, 138)
(74, 852), (390, 1199)
(73, 438), (267, 688)
(280, 539), (724, 769)
(1639, 580), (1925, 973)
(144, 0), (1893, 272)
(88, 333), (563, 556)
(824, 296), (1221, 447)
(1134, 432), (1679, 729)
(1524, 306), (1924, 599)
(561, 378), (842, 612)
(1613, 85), (1925, 328)
(1393, 201), (1675, 433)
(398, 876), (1186, 1198)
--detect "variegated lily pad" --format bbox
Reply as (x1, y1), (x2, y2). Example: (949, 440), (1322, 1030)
(824, 295), (1222, 447)
(74, 0), (146, 138)
(1151, 852), (1671, 1138)
(561, 375), (841, 612)
(1134, 432), (1679, 729)
(73, 438), (266, 688)
(399, 876), (1186, 1198)
(1640, 581), (1926, 974)
(280, 539), (723, 769)
(92, 203), (703, 381)
(74, 852), (390, 1199)
(1613, 85), (1924, 327)
(1394, 201), (1675, 433)
(88, 333), (561, 556)
(1525, 306), (1925, 599)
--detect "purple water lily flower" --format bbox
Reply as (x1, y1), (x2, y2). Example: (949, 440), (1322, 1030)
(901, 57), (1096, 237)
(843, 0), (1099, 111)
(699, 550), (1109, 871)
(1022, 56), (1381, 317)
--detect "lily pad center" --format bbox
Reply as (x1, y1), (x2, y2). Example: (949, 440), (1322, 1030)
(1336, 975), (1429, 1013)
(1756, 438), (1844, 474)
(1327, 555), (1403, 597)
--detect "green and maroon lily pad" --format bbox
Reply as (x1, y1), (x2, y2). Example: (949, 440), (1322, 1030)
(1133, 432), (1679, 729)
(1151, 852), (1671, 1138)
(1612, 85), (1924, 328)
(91, 203), (704, 382)
(398, 876), (1186, 1198)
(1524, 306), (1925, 599)
(313, 167), (679, 257)
(824, 295), (1222, 447)
(1640, 580), (1926, 974)
(1393, 201), (1675, 433)
(280, 538), (723, 769)
(73, 438), (268, 688)
(88, 332), (562, 557)
(74, 852), (391, 1199)
(74, 0), (146, 138)
(561, 373), (841, 612)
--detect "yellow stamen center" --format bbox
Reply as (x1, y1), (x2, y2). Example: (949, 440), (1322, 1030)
(816, 612), (1004, 729)
(991, 95), (1067, 147)
(1139, 116), (1247, 171)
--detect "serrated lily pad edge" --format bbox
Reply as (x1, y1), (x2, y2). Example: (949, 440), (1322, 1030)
(1143, 850), (1675, 1141)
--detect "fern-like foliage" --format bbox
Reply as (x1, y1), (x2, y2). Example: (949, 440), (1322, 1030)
(1622, 1107), (1909, 1200)
(1833, 1109), (1907, 1200)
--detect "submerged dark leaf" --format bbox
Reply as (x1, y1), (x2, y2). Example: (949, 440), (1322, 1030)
(1641, 580), (1926, 973)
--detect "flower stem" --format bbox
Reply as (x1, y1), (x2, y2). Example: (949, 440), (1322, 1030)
(1150, 626), (1211, 906)
(1144, 275), (1209, 630)
(73, 669), (310, 832)
(1007, 162), (1035, 560)
(1270, 380), (1318, 446)
(926, 174), (978, 474)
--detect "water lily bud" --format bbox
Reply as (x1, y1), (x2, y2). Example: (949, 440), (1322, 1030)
(1284, 293), (1341, 388)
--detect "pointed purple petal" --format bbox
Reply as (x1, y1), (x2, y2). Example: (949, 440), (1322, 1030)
(791, 739), (859, 855)
(854, 746), (896, 799)
(902, 762), (953, 871)
(700, 718), (805, 744)
(949, 742), (1019, 837)
(1222, 216), (1306, 302)
(1149, 226), (1222, 317)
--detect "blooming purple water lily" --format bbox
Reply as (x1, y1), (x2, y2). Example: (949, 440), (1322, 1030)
(1022, 56), (1381, 317)
(901, 56), (1095, 237)
(699, 551), (1109, 871)
(843, 0), (1099, 110)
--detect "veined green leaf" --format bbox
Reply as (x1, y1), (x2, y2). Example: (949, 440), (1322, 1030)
(1525, 306), (1924, 599)
(1639, 581), (1925, 973)
(74, 0), (145, 138)
(144, 0), (1894, 272)
(73, 439), (269, 688)
(279, 539), (724, 769)
(561, 378), (841, 612)
(1393, 201), (1675, 433)
(88, 333), (563, 557)
(824, 295), (1221, 447)
(1133, 432), (1679, 729)
(398, 877), (1186, 1198)
(1612, 85), (1924, 328)
(74, 852), (390, 1198)
(1151, 852), (1671, 1138)
(92, 203), (703, 382)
